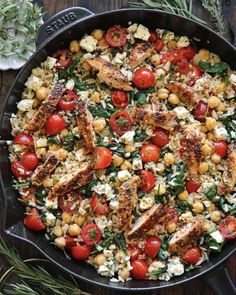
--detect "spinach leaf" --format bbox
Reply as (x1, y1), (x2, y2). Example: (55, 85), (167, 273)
(72, 76), (90, 90)
(218, 197), (236, 213)
(77, 179), (98, 196)
(113, 233), (126, 251)
(148, 267), (167, 277)
(136, 92), (147, 106)
(219, 113), (236, 141)
(204, 184), (217, 200)
(204, 235), (223, 252)
(199, 61), (228, 74)
(134, 131), (148, 142)
(58, 54), (83, 79)
(105, 164), (118, 176)
(89, 105), (116, 119)
(35, 187), (48, 201)
(62, 134), (76, 152)
(167, 162), (186, 194)
(47, 135), (61, 144)
(176, 200), (192, 213)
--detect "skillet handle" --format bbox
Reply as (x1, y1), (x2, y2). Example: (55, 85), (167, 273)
(36, 7), (94, 48)
(203, 265), (236, 295)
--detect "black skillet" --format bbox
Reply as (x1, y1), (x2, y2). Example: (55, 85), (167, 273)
(0, 7), (236, 295)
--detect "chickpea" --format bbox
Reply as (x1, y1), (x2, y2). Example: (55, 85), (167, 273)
(125, 144), (136, 153)
(156, 162), (165, 174)
(55, 236), (66, 248)
(206, 117), (217, 131)
(93, 253), (106, 266)
(167, 40), (177, 49)
(150, 53), (161, 67)
(166, 222), (177, 233)
(200, 125), (208, 133)
(90, 91), (101, 103)
(164, 153), (175, 165)
(61, 212), (72, 224)
(68, 224), (81, 236)
(82, 61), (92, 71)
(207, 203), (216, 212)
(178, 190), (189, 201)
(201, 144), (213, 156)
(208, 96), (221, 109)
(112, 154), (124, 166)
(120, 160), (132, 170)
(36, 87), (49, 101)
(58, 148), (68, 160)
(61, 128), (69, 136)
(168, 93), (180, 105)
(53, 225), (63, 237)
(36, 147), (46, 159)
(115, 250), (125, 263)
(216, 103), (226, 112)
(155, 68), (166, 78)
(210, 210), (221, 222)
(157, 88), (169, 99)
(32, 99), (39, 108)
(207, 132), (215, 141)
(215, 82), (226, 94)
(43, 178), (54, 188)
(49, 144), (59, 151)
(118, 268), (130, 280)
(198, 162), (209, 174)
(69, 40), (80, 53)
(193, 202), (204, 214)
(93, 118), (106, 133)
(97, 38), (108, 47)
(198, 49), (210, 61)
(211, 153), (221, 164)
(92, 29), (103, 41)
(74, 214), (86, 226)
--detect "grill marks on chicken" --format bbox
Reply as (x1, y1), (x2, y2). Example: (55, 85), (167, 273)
(129, 42), (155, 68)
(218, 144), (236, 195)
(26, 83), (64, 132)
(85, 57), (133, 91)
(167, 82), (196, 105)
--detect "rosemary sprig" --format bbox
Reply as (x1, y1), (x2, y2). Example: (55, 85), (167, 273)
(0, 236), (89, 295)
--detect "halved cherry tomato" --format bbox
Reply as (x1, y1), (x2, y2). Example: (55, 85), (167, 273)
(45, 114), (66, 135)
(109, 110), (132, 136)
(13, 133), (34, 146)
(93, 147), (112, 170)
(11, 160), (29, 179)
(111, 90), (129, 109)
(174, 57), (190, 75)
(140, 170), (155, 192)
(144, 236), (162, 258)
(24, 208), (45, 231)
(21, 152), (39, 171)
(192, 100), (211, 122)
(128, 247), (143, 261)
(53, 49), (72, 70)
(214, 140), (227, 157)
(58, 191), (81, 213)
(148, 31), (158, 43)
(58, 89), (77, 111)
(185, 179), (200, 193)
(177, 46), (196, 61)
(105, 25), (127, 48)
(90, 193), (107, 215)
(133, 68), (155, 89)
(81, 224), (102, 246)
(130, 259), (148, 280)
(65, 236), (77, 249)
(140, 144), (160, 163)
(219, 216), (236, 239)
(71, 245), (91, 260)
(155, 39), (164, 52)
(182, 247), (201, 265)
(161, 50), (178, 64)
(151, 127), (169, 147)
(188, 65), (203, 86)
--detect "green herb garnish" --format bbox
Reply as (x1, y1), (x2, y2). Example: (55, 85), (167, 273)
(204, 184), (217, 200)
(199, 61), (228, 74)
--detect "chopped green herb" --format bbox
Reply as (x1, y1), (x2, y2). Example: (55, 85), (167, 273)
(105, 164), (118, 176)
(204, 184), (217, 200)
(199, 61), (228, 74)
(136, 92), (147, 106)
(134, 131), (148, 142)
(219, 113), (236, 142)
(89, 105), (116, 119)
(204, 235), (223, 252)
(167, 162), (186, 194)
(62, 134), (75, 152)
(58, 54), (83, 79)
(35, 187), (48, 201)
(72, 76), (90, 90)
(47, 135), (61, 144)
(176, 200), (192, 213)
(148, 266), (167, 277)
(13, 181), (31, 189)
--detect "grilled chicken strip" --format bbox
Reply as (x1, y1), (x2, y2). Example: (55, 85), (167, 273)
(75, 99), (96, 154)
(48, 165), (92, 199)
(169, 218), (205, 255)
(167, 82), (196, 105)
(181, 124), (203, 181)
(31, 153), (59, 186)
(218, 144), (236, 195)
(85, 56), (133, 91)
(26, 83), (64, 132)
(127, 204), (165, 240)
(133, 103), (176, 130)
(116, 176), (141, 231)
(129, 42), (155, 68)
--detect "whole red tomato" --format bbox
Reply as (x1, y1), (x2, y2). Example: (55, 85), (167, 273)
(140, 170), (155, 192)
(133, 68), (155, 89)
(182, 247), (201, 264)
(45, 114), (66, 135)
(144, 236), (162, 258)
(130, 259), (148, 280)
(21, 152), (39, 171)
(140, 144), (160, 163)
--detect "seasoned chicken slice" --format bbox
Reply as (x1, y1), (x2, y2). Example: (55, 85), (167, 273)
(129, 42), (155, 68)
(127, 204), (165, 240)
(169, 218), (205, 255)
(85, 56), (133, 91)
(26, 83), (64, 132)
(167, 82), (196, 105)
(31, 154), (59, 186)
(181, 124), (203, 181)
(48, 166), (92, 199)
(133, 103), (176, 130)
(75, 99), (96, 154)
(116, 176), (141, 231)
(218, 144), (236, 195)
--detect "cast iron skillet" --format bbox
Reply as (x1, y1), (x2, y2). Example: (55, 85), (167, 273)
(0, 7), (236, 294)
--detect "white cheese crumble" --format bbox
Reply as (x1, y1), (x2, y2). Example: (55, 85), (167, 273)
(17, 99), (34, 112)
(134, 24), (150, 41)
(65, 79), (75, 90)
(174, 106), (189, 119)
(120, 67), (133, 81)
(80, 35), (97, 52)
(92, 183), (115, 200)
(45, 212), (56, 227)
(166, 257), (184, 277)
(36, 138), (47, 148)
(210, 230), (224, 243)
(45, 197), (58, 210)
(94, 216), (112, 230)
(127, 23), (138, 33)
(100, 54), (111, 62)
(120, 131), (135, 144)
(214, 126), (228, 140)
(25, 75), (43, 91)
(44, 56), (57, 69)
(139, 196), (154, 210)
(117, 170), (131, 182)
(177, 36), (190, 48)
(132, 157), (143, 170)
(229, 73), (236, 86)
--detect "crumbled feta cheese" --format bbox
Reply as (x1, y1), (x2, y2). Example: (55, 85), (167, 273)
(174, 106), (189, 119)
(100, 54), (111, 62)
(177, 36), (190, 48)
(80, 35), (97, 52)
(139, 196), (154, 210)
(98, 259), (116, 277)
(167, 257), (184, 276)
(44, 56), (57, 69)
(45, 212), (56, 227)
(214, 126), (228, 140)
(120, 131), (135, 144)
(210, 230), (224, 243)
(117, 170), (131, 182)
(116, 52), (127, 60)
(132, 158), (143, 170)
(229, 73), (236, 86)
(45, 197), (58, 209)
(180, 212), (193, 222)
(127, 23), (138, 33)
(113, 56), (123, 64)
(17, 99), (34, 112)
(75, 148), (86, 162)
(36, 138), (47, 148)
(65, 79), (75, 90)
(109, 199), (119, 210)
(161, 31), (175, 41)
(94, 215), (111, 230)
(92, 183), (115, 200)
(134, 24), (150, 41)
(120, 67), (133, 81)
(25, 75), (43, 91)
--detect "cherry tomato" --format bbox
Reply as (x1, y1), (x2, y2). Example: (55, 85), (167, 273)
(161, 50), (178, 64)
(21, 152), (39, 171)
(219, 216), (236, 239)
(109, 110), (132, 136)
(128, 247), (143, 261)
(192, 100), (211, 122)
(182, 247), (201, 265)
(45, 114), (66, 135)
(105, 25), (127, 47)
(130, 259), (148, 280)
(11, 160), (29, 179)
(58, 89), (77, 111)
(176, 58), (190, 75)
(188, 66), (203, 86)
(111, 90), (129, 109)
(148, 31), (158, 43)
(185, 179), (200, 193)
(58, 191), (81, 213)
(214, 140), (227, 157)
(24, 208), (45, 231)
(81, 224), (102, 246)
(133, 68), (155, 89)
(90, 193), (107, 214)
(140, 144), (160, 163)
(144, 236), (162, 258)
(151, 127), (169, 147)
(155, 39), (164, 52)
(65, 236), (77, 249)
(71, 245), (91, 260)
(177, 46), (196, 61)
(140, 170), (155, 192)
(53, 49), (72, 70)
(13, 133), (34, 146)
(93, 147), (112, 170)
